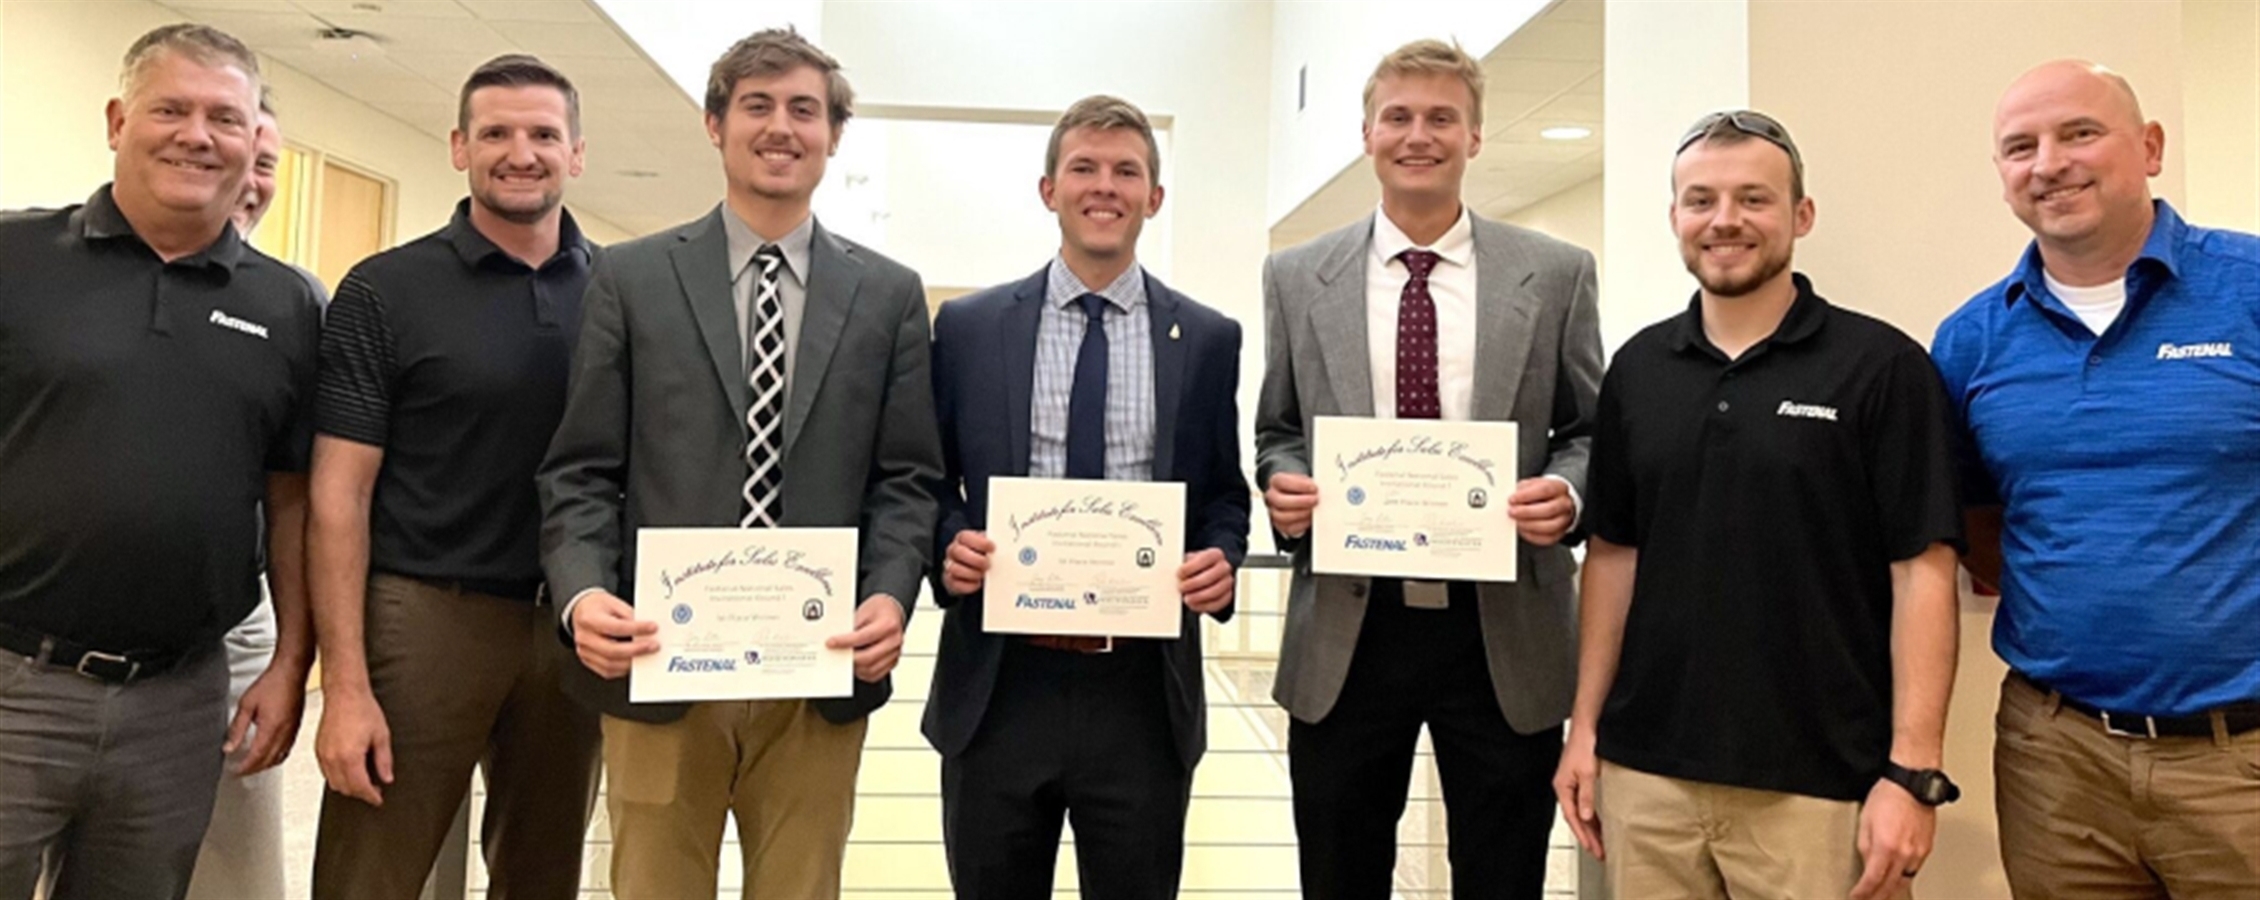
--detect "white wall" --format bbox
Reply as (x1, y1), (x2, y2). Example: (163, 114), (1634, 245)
(1266, 0), (1548, 226)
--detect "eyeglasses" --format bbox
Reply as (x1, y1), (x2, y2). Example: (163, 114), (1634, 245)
(1677, 110), (1802, 171)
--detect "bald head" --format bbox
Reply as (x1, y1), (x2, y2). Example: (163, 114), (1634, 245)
(1996, 60), (2146, 139)
(1990, 58), (2163, 281)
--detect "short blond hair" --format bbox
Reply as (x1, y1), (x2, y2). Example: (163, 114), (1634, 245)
(120, 23), (261, 103)
(1363, 39), (1485, 128)
(1044, 94), (1161, 183)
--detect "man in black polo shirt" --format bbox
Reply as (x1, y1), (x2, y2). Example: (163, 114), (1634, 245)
(1550, 111), (1964, 900)
(305, 55), (601, 899)
(0, 24), (321, 900)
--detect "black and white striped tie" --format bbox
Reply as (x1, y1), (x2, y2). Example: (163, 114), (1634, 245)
(742, 244), (786, 528)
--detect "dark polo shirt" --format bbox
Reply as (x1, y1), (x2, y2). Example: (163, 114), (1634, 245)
(0, 185), (322, 653)
(1587, 274), (1963, 801)
(315, 200), (593, 596)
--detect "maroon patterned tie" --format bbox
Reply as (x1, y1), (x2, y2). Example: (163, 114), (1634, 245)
(1395, 249), (1442, 419)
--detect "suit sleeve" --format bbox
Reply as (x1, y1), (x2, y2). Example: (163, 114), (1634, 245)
(1252, 253), (1310, 552)
(859, 272), (945, 622)
(927, 300), (972, 609)
(538, 255), (631, 624)
(1196, 317), (1252, 623)
(1544, 248), (1604, 545)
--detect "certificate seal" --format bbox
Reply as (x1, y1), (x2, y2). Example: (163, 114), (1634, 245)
(1347, 486), (1367, 506)
(671, 603), (693, 625)
(1018, 547), (1039, 565)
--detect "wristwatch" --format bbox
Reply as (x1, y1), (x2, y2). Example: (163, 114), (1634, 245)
(1881, 761), (1961, 806)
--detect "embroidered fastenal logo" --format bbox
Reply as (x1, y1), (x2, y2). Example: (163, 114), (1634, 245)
(2156, 342), (2232, 360)
(207, 309), (270, 340)
(1776, 401), (1839, 421)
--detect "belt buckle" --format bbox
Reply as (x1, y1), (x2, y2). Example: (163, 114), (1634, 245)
(74, 650), (139, 683)
(2101, 711), (2158, 739)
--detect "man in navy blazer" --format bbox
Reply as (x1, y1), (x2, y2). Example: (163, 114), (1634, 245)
(924, 95), (1250, 900)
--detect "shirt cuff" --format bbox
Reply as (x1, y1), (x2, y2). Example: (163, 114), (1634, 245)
(560, 587), (606, 636)
(1542, 474), (1584, 531)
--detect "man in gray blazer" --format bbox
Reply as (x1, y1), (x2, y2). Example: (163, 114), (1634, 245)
(536, 27), (941, 900)
(1254, 39), (1602, 900)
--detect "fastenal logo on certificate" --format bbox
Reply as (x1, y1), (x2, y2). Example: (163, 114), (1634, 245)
(1311, 416), (1519, 583)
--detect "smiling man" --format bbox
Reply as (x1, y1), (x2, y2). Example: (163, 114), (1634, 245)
(1254, 39), (1602, 899)
(1551, 110), (1963, 900)
(538, 27), (940, 899)
(1933, 61), (2260, 899)
(924, 95), (1248, 900)
(0, 24), (321, 900)
(305, 54), (603, 899)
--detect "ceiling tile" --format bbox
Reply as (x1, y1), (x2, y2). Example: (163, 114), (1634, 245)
(323, 12), (508, 53)
(158, 0), (301, 12)
(461, 0), (598, 24)
(293, 0), (473, 19)
(385, 49), (491, 85)
(485, 20), (635, 58)
(158, 8), (324, 47)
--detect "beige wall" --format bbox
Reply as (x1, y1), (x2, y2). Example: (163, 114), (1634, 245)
(2184, 0), (2260, 231)
(0, 0), (630, 249)
(1748, 3), (2187, 898)
(1504, 175), (1605, 291)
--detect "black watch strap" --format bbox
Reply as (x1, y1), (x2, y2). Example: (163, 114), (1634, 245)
(1882, 761), (1961, 806)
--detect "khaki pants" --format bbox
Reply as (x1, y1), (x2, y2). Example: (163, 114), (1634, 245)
(312, 574), (602, 900)
(601, 700), (868, 900)
(1597, 761), (1910, 900)
(1995, 673), (2260, 900)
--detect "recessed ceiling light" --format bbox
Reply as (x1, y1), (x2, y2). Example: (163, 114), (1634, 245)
(1540, 126), (1592, 141)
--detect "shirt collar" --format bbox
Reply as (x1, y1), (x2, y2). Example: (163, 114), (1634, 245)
(77, 183), (246, 273)
(1668, 272), (1830, 355)
(1370, 203), (1474, 269)
(725, 206), (815, 286)
(2004, 198), (2185, 306)
(443, 198), (591, 271)
(1046, 254), (1147, 313)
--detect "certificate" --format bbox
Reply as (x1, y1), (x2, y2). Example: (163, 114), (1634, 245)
(983, 477), (1185, 639)
(630, 527), (857, 703)
(1311, 416), (1517, 582)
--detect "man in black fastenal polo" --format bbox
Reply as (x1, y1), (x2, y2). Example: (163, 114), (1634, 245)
(0, 23), (321, 900)
(1551, 111), (1964, 900)
(306, 54), (603, 898)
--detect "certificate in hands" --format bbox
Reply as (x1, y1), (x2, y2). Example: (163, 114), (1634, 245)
(1311, 416), (1518, 582)
(630, 527), (857, 703)
(983, 477), (1185, 639)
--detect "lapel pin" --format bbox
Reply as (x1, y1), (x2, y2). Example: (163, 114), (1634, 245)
(1169, 323), (1181, 341)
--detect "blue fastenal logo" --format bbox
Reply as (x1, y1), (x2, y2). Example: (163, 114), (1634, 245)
(670, 603), (693, 625)
(1018, 547), (1039, 565)
(1347, 486), (1367, 506)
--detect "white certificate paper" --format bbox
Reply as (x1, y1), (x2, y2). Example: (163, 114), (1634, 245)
(983, 477), (1185, 638)
(1311, 416), (1518, 582)
(630, 527), (857, 703)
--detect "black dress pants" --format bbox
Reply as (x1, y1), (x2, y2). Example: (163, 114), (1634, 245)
(1288, 579), (1563, 900)
(941, 640), (1191, 900)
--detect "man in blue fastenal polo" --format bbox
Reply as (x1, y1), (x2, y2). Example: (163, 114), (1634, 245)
(1932, 59), (2259, 899)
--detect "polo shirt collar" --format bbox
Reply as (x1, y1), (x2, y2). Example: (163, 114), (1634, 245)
(1371, 203), (1474, 269)
(444, 198), (591, 271)
(724, 207), (814, 286)
(1668, 272), (1828, 357)
(2004, 198), (2185, 307)
(77, 183), (246, 274)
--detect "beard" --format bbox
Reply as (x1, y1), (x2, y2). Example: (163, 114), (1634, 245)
(472, 177), (561, 225)
(1684, 242), (1792, 298)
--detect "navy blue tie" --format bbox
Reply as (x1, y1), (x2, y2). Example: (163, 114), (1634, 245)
(1065, 293), (1108, 480)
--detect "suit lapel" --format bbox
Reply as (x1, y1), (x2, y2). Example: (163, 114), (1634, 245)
(1003, 270), (1045, 476)
(1471, 216), (1539, 420)
(669, 209), (750, 421)
(1147, 274), (1184, 480)
(785, 222), (861, 459)
(1313, 218), (1375, 417)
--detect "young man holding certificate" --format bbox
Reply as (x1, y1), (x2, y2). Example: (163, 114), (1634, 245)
(924, 94), (1250, 900)
(1253, 39), (1604, 899)
(536, 27), (942, 900)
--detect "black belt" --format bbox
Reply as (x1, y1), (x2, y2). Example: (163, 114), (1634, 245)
(0, 621), (189, 685)
(2021, 672), (2260, 739)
